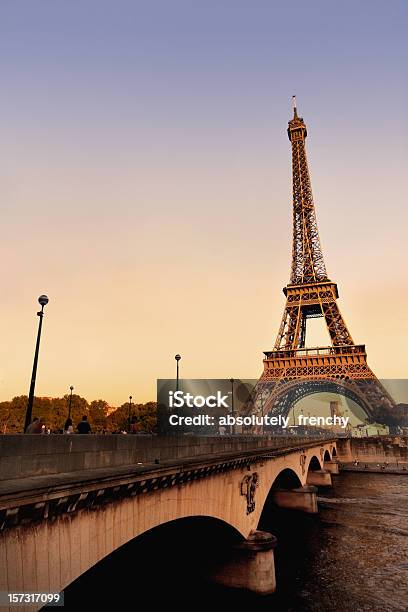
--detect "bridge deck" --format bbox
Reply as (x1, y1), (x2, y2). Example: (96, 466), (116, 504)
(0, 438), (335, 511)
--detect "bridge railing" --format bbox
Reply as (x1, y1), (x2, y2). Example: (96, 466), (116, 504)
(0, 434), (336, 481)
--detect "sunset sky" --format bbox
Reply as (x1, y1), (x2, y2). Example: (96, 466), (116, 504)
(1, 1), (407, 405)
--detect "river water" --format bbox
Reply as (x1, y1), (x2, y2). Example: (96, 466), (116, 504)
(266, 472), (408, 611)
(60, 472), (408, 611)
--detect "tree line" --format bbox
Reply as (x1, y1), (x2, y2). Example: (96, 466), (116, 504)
(0, 395), (157, 434)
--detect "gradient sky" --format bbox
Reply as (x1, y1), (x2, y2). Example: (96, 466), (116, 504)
(1, 1), (407, 405)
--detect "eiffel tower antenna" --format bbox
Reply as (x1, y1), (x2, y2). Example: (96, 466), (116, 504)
(292, 94), (297, 117)
(248, 99), (395, 422)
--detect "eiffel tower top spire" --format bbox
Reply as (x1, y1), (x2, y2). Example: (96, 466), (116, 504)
(292, 94), (298, 118)
(287, 97), (328, 285)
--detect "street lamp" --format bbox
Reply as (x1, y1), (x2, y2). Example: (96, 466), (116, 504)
(229, 378), (235, 435)
(175, 354), (181, 392)
(128, 395), (133, 432)
(68, 386), (74, 420)
(24, 295), (49, 433)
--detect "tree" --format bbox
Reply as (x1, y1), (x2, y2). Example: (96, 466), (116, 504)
(135, 402), (157, 433)
(89, 400), (108, 431)
(0, 395), (156, 434)
(106, 403), (130, 432)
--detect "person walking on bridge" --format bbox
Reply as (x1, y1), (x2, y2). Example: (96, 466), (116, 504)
(76, 415), (91, 434)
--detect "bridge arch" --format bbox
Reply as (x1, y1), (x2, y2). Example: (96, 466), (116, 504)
(63, 515), (244, 606)
(306, 455), (322, 473)
(258, 467), (302, 527)
(323, 450), (331, 462)
(270, 468), (303, 489)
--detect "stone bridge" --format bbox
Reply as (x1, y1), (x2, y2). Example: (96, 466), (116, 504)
(0, 435), (339, 608)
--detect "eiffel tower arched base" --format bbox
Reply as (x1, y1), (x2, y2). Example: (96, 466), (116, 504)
(246, 345), (395, 423)
(249, 377), (394, 422)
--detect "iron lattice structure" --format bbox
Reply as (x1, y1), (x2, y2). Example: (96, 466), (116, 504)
(248, 99), (395, 422)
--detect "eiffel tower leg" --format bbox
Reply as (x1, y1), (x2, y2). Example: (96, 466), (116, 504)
(321, 301), (354, 346)
(274, 306), (304, 351)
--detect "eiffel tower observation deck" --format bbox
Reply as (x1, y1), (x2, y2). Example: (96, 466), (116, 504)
(249, 98), (395, 422)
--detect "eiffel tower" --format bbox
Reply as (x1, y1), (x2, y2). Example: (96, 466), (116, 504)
(249, 98), (395, 422)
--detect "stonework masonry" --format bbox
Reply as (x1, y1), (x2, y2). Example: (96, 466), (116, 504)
(0, 437), (337, 609)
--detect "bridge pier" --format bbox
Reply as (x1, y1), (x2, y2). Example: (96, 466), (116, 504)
(272, 485), (318, 513)
(306, 469), (332, 487)
(324, 460), (339, 474)
(209, 530), (277, 595)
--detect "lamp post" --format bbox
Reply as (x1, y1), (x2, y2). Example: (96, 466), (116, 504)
(128, 395), (133, 432)
(175, 354), (181, 392)
(24, 295), (49, 433)
(229, 378), (235, 435)
(68, 386), (74, 420)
